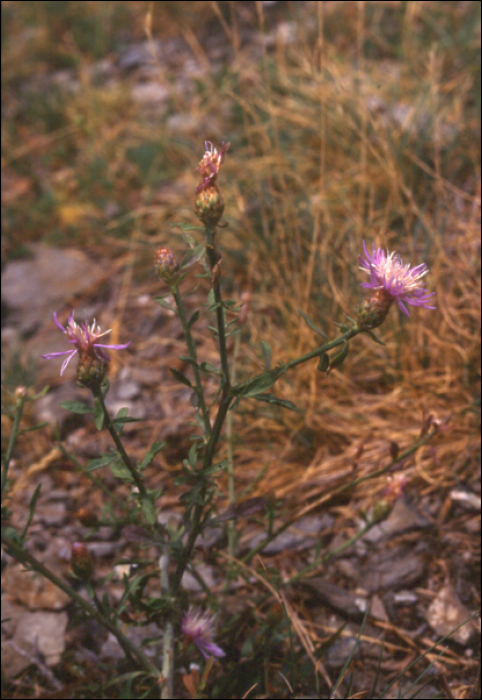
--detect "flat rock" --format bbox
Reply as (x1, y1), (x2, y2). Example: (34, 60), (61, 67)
(2, 244), (105, 334)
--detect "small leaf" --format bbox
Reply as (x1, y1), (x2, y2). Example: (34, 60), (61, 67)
(60, 400), (92, 415)
(251, 392), (301, 412)
(188, 310), (200, 328)
(138, 441), (165, 471)
(86, 454), (116, 472)
(234, 367), (285, 397)
(364, 328), (386, 345)
(327, 342), (350, 372)
(199, 362), (221, 375)
(317, 353), (330, 372)
(181, 244), (206, 269)
(93, 398), (104, 430)
(154, 297), (176, 312)
(298, 309), (327, 338)
(261, 341), (272, 370)
(109, 458), (133, 481)
(140, 497), (156, 526)
(188, 442), (198, 468)
(170, 367), (193, 387)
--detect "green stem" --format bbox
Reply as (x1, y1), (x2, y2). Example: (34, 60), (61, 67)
(205, 226), (231, 389)
(172, 286), (211, 437)
(2, 393), (26, 497)
(1, 531), (162, 681)
(93, 388), (147, 498)
(233, 325), (361, 395)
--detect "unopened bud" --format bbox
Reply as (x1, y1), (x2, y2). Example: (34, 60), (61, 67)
(155, 247), (181, 286)
(76, 354), (107, 391)
(71, 542), (94, 581)
(195, 184), (225, 227)
(356, 289), (393, 330)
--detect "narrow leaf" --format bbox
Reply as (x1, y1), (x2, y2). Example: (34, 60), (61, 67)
(328, 342), (350, 371)
(170, 367), (193, 387)
(60, 400), (92, 415)
(86, 454), (116, 472)
(317, 353), (330, 372)
(261, 341), (272, 370)
(251, 392), (301, 412)
(138, 441), (165, 471)
(188, 310), (200, 328)
(154, 297), (176, 312)
(181, 244), (206, 269)
(298, 309), (327, 337)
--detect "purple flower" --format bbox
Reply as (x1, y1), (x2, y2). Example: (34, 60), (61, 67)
(182, 607), (225, 660)
(42, 312), (131, 376)
(359, 241), (436, 316)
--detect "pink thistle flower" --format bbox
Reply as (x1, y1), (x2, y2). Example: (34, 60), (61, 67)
(182, 607), (225, 660)
(196, 141), (230, 193)
(359, 241), (436, 316)
(42, 312), (130, 376)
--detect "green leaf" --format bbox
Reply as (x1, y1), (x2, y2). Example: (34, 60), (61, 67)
(181, 244), (205, 269)
(154, 297), (176, 312)
(188, 442), (198, 468)
(140, 497), (157, 526)
(109, 458), (133, 481)
(199, 362), (221, 375)
(86, 454), (116, 472)
(317, 353), (330, 372)
(207, 289), (215, 306)
(363, 329), (386, 345)
(60, 400), (92, 415)
(261, 341), (272, 370)
(298, 309), (327, 338)
(170, 367), (193, 387)
(251, 392), (301, 412)
(93, 398), (104, 431)
(179, 355), (198, 366)
(138, 441), (165, 471)
(235, 367), (286, 397)
(188, 310), (200, 328)
(328, 342), (350, 370)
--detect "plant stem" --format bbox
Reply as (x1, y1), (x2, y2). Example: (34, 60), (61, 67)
(160, 545), (174, 699)
(172, 286), (211, 437)
(233, 325), (361, 395)
(2, 393), (26, 496)
(1, 531), (162, 682)
(204, 226), (231, 389)
(94, 388), (147, 498)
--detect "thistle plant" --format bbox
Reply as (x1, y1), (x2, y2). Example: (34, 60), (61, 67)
(1, 140), (440, 700)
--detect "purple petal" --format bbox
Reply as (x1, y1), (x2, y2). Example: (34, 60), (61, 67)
(93, 341), (131, 350)
(53, 312), (67, 333)
(42, 350), (76, 359)
(60, 350), (78, 375)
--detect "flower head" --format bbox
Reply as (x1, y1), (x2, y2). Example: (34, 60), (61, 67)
(155, 247), (181, 286)
(196, 141), (230, 194)
(182, 607), (225, 660)
(42, 312), (130, 386)
(359, 241), (436, 316)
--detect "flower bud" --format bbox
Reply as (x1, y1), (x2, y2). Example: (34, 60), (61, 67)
(71, 542), (94, 581)
(76, 353), (107, 391)
(155, 247), (181, 286)
(194, 141), (229, 228)
(195, 183), (225, 227)
(356, 288), (393, 330)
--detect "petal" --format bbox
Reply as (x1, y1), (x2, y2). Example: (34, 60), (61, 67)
(60, 350), (78, 375)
